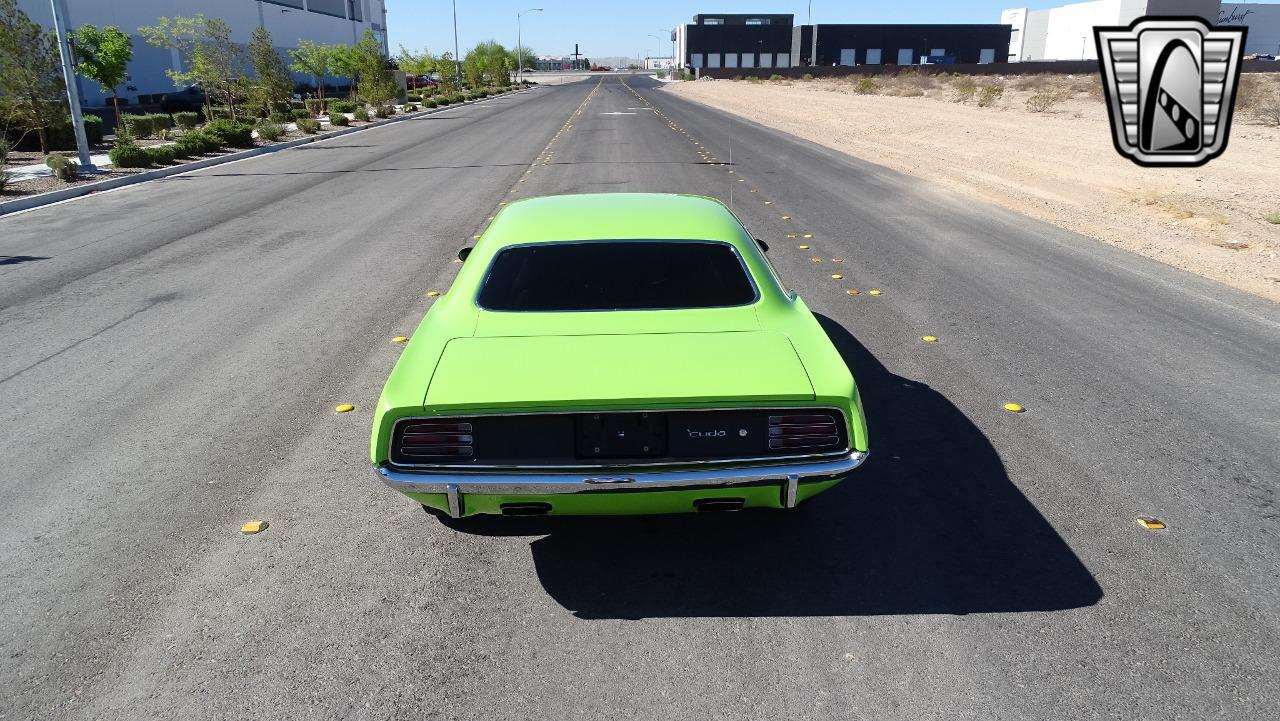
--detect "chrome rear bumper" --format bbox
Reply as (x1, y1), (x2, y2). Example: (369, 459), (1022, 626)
(375, 452), (867, 518)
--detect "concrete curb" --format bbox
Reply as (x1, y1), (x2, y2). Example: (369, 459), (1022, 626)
(0, 89), (532, 218)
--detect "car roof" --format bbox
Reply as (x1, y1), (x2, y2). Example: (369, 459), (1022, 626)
(481, 193), (752, 251)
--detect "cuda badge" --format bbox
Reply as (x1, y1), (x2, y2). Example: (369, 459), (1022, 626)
(687, 429), (727, 438)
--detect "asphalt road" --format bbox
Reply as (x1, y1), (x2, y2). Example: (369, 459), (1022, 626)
(2, 75), (1278, 720)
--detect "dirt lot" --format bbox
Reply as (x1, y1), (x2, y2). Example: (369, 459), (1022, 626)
(671, 72), (1280, 301)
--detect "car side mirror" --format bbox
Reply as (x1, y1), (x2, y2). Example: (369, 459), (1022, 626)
(458, 247), (472, 262)
(755, 238), (769, 253)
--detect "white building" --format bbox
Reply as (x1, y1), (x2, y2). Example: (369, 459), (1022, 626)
(644, 57), (675, 70)
(17, 0), (389, 106)
(1002, 0), (1279, 60)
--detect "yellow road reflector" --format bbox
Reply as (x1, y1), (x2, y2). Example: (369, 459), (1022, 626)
(803, 233), (814, 239)
(392, 336), (409, 344)
(782, 215), (792, 220)
(1137, 517), (1167, 530)
(922, 335), (938, 343)
(737, 179), (746, 183)
(811, 258), (823, 263)
(335, 404), (354, 413)
(846, 289), (861, 296)
(831, 274), (844, 280)
(869, 289), (883, 296)
(499, 201), (508, 205)
(1003, 403), (1026, 413)
(426, 291), (440, 297)
(241, 520), (269, 535)
(798, 244), (810, 249)
(473, 234), (481, 239)
(750, 189), (758, 193)
(787, 233), (798, 238)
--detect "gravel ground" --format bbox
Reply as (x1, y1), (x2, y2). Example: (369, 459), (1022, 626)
(671, 74), (1280, 301)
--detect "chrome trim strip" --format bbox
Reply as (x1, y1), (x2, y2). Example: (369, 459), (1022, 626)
(783, 474), (799, 509)
(376, 451), (867, 496)
(388, 406), (853, 471)
(446, 484), (462, 518)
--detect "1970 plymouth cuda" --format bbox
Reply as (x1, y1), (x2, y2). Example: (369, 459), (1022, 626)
(370, 193), (868, 518)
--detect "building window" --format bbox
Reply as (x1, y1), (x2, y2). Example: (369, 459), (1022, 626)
(979, 48), (996, 64)
(307, 0), (347, 18)
(349, 0), (363, 21)
(839, 48), (855, 66)
(691, 53), (704, 68)
(775, 53), (790, 68)
(724, 53), (738, 68)
(745, 18), (770, 25)
(707, 53), (721, 68)
(263, 0), (304, 8)
(930, 48), (945, 57)
(865, 49), (881, 64)
(702, 18), (724, 25)
(741, 53), (755, 68)
(897, 48), (913, 65)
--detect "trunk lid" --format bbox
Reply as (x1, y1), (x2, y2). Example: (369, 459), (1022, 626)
(423, 331), (814, 411)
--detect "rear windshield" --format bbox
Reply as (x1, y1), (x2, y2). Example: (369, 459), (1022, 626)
(476, 241), (758, 311)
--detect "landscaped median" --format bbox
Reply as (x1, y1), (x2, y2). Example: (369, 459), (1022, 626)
(0, 86), (527, 217)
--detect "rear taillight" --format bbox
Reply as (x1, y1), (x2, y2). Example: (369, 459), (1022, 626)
(768, 414), (840, 451)
(398, 421), (474, 459)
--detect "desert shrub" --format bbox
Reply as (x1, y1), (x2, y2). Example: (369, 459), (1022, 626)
(768, 74), (783, 81)
(731, 75), (744, 81)
(108, 133), (151, 168)
(329, 113), (349, 126)
(406, 94), (423, 103)
(898, 87), (925, 97)
(205, 119), (256, 148)
(1265, 211), (1280, 224)
(176, 129), (220, 155)
(295, 117), (321, 134)
(122, 114), (155, 139)
(425, 98), (438, 108)
(328, 99), (357, 114)
(403, 103), (417, 112)
(173, 111), (200, 130)
(305, 98), (325, 115)
(951, 76), (976, 103)
(436, 95), (451, 106)
(374, 105), (394, 118)
(148, 113), (174, 132)
(854, 77), (881, 95)
(1011, 73), (1053, 91)
(353, 107), (370, 121)
(801, 73), (815, 81)
(1026, 89), (1066, 112)
(291, 108), (311, 121)
(145, 145), (178, 165)
(45, 153), (78, 181)
(656, 70), (668, 79)
(256, 122), (286, 141)
(976, 82), (1005, 107)
(746, 75), (762, 84)
(169, 141), (191, 160)
(1249, 83), (1280, 126)
(268, 111), (290, 124)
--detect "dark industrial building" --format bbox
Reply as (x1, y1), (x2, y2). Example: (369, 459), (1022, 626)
(674, 14), (1012, 70)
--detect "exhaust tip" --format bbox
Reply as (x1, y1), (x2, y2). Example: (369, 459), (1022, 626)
(693, 498), (746, 513)
(500, 502), (553, 517)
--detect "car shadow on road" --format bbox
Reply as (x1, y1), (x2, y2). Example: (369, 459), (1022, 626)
(441, 314), (1103, 618)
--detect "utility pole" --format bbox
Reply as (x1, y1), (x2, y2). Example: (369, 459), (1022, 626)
(452, 0), (461, 84)
(517, 8), (542, 85)
(49, 0), (94, 170)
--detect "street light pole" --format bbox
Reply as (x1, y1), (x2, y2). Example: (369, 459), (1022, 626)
(49, 0), (95, 170)
(452, 0), (461, 85)
(517, 8), (542, 85)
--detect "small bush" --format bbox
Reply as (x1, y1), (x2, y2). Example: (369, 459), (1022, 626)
(305, 98), (325, 115)
(145, 144), (178, 165)
(854, 77), (881, 95)
(268, 111), (290, 124)
(82, 114), (104, 144)
(173, 111), (200, 130)
(403, 103), (417, 112)
(424, 98), (438, 108)
(45, 153), (78, 181)
(436, 96), (451, 106)
(976, 83), (1005, 107)
(329, 113), (349, 126)
(108, 134), (151, 168)
(1026, 89), (1066, 113)
(169, 141), (191, 160)
(176, 129), (220, 155)
(1265, 211), (1280, 225)
(353, 107), (370, 121)
(204, 119), (256, 148)
(256, 122), (286, 141)
(291, 108), (311, 120)
(951, 76), (976, 103)
(768, 74), (783, 82)
(406, 94), (423, 103)
(801, 73), (815, 81)
(122, 114), (155, 139)
(374, 105), (393, 118)
(328, 99), (357, 114)
(295, 117), (321, 134)
(148, 113), (174, 132)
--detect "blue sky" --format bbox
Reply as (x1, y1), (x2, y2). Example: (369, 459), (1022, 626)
(386, 1), (1072, 60)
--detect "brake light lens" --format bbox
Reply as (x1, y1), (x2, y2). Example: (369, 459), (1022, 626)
(398, 421), (474, 458)
(767, 414), (840, 451)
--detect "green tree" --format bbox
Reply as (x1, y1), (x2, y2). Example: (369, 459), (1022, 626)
(0, 0), (66, 153)
(288, 39), (332, 106)
(511, 46), (537, 72)
(140, 15), (246, 119)
(71, 24), (132, 126)
(464, 41), (512, 89)
(329, 43), (359, 95)
(350, 31), (395, 106)
(397, 45), (435, 78)
(246, 27), (292, 117)
(435, 51), (456, 92)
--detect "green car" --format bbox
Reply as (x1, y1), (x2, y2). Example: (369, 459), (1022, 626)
(370, 193), (868, 518)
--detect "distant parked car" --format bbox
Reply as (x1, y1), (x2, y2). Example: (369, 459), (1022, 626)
(409, 75), (438, 90)
(159, 85), (205, 115)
